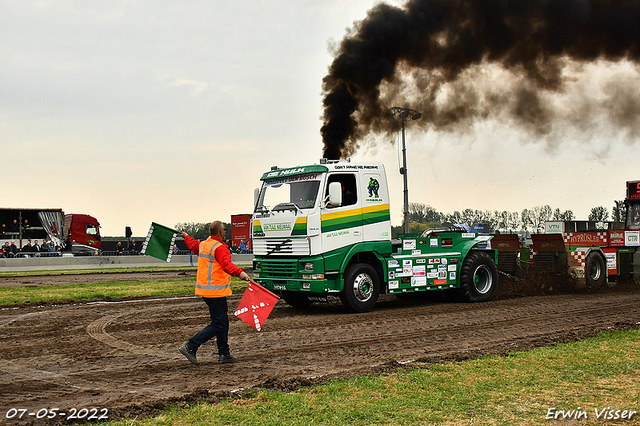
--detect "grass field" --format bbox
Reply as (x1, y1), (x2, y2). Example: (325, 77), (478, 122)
(0, 266), (196, 277)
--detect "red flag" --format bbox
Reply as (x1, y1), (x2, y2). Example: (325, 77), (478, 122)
(234, 281), (279, 331)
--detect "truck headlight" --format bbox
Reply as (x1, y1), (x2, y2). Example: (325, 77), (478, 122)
(253, 260), (261, 270)
(302, 274), (324, 280)
(304, 262), (314, 272)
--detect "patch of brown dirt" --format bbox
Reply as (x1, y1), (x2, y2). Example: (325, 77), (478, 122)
(1, 272), (639, 424)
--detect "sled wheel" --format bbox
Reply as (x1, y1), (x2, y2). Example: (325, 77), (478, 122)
(459, 251), (498, 302)
(340, 263), (380, 313)
(585, 252), (606, 287)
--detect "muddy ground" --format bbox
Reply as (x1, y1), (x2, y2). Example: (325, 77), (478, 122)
(0, 270), (195, 288)
(1, 270), (640, 424)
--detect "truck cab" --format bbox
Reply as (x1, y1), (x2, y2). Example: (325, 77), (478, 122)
(64, 213), (102, 254)
(252, 160), (391, 306)
(625, 180), (640, 231)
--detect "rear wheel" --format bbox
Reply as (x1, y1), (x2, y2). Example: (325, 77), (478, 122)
(585, 252), (606, 287)
(459, 251), (498, 302)
(340, 263), (380, 312)
(282, 291), (313, 308)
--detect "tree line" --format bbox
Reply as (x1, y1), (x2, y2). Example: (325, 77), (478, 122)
(174, 222), (232, 240)
(399, 201), (625, 235)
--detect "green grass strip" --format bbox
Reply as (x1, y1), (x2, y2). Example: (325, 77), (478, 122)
(0, 264), (251, 278)
(0, 277), (249, 305)
(103, 329), (640, 426)
(0, 266), (197, 277)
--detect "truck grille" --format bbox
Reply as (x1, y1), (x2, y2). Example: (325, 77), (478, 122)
(261, 259), (298, 278)
(253, 238), (310, 256)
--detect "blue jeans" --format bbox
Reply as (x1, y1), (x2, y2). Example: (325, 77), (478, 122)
(188, 297), (230, 356)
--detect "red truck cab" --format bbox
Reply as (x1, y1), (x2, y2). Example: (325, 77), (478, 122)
(64, 214), (101, 253)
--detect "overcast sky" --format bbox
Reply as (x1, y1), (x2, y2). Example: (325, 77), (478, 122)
(3, 0), (640, 237)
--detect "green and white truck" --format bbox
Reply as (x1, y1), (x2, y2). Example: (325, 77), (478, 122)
(251, 159), (498, 312)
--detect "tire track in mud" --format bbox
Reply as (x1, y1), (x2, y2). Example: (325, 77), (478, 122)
(86, 311), (181, 360)
(0, 311), (48, 328)
(233, 297), (640, 360)
(83, 294), (640, 363)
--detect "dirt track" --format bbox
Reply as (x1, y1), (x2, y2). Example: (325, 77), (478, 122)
(1, 271), (640, 424)
(0, 270), (194, 288)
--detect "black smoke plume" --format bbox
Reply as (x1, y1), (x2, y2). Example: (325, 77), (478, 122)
(321, 0), (640, 159)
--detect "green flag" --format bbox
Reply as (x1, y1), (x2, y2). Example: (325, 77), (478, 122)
(141, 222), (178, 262)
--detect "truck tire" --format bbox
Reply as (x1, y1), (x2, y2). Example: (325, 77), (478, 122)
(340, 263), (380, 313)
(282, 292), (313, 308)
(459, 251), (498, 303)
(585, 252), (606, 287)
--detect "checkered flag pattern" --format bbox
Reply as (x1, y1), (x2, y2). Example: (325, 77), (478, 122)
(569, 250), (587, 267)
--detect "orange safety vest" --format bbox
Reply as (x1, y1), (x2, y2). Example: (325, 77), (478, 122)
(195, 238), (232, 297)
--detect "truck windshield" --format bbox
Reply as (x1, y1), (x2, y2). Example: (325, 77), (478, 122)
(256, 176), (321, 212)
(86, 224), (100, 238)
(627, 203), (640, 229)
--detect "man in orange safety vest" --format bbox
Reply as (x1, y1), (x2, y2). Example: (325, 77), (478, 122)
(179, 221), (250, 365)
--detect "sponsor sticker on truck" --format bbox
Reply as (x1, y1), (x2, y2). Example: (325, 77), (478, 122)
(263, 223), (292, 232)
(411, 276), (426, 287)
(403, 240), (416, 250)
(609, 231), (626, 247)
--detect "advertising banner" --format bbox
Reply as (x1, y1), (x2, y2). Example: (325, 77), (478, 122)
(602, 248), (618, 276)
(626, 231), (640, 247)
(609, 230), (626, 247)
(231, 213), (252, 251)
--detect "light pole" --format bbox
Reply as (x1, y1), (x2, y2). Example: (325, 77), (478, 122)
(388, 107), (422, 234)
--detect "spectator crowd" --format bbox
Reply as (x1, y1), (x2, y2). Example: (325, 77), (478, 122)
(114, 240), (139, 255)
(1, 239), (61, 258)
(1, 218), (64, 258)
(1, 219), (253, 258)
(225, 238), (251, 254)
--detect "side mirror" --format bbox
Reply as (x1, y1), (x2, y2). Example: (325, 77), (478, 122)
(254, 188), (260, 208)
(328, 182), (342, 207)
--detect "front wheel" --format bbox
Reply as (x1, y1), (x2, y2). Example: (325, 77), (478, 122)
(459, 251), (498, 302)
(340, 263), (380, 313)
